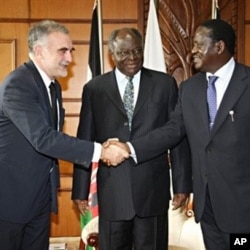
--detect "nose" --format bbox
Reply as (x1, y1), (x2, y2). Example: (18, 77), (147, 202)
(128, 54), (135, 60)
(127, 51), (137, 59)
(65, 50), (73, 63)
(191, 44), (198, 54)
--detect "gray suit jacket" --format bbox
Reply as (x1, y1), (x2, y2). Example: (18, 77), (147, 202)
(72, 67), (192, 221)
(0, 60), (94, 224)
(132, 63), (250, 233)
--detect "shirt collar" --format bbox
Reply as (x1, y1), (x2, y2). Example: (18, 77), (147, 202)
(32, 60), (55, 88)
(206, 57), (235, 81)
(115, 68), (141, 84)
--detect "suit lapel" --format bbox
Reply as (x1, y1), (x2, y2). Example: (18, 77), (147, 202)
(103, 69), (157, 119)
(195, 74), (211, 135)
(133, 68), (153, 117)
(104, 71), (127, 116)
(210, 64), (248, 137)
(25, 61), (56, 128)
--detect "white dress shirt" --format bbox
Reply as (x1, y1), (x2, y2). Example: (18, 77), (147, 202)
(206, 57), (235, 110)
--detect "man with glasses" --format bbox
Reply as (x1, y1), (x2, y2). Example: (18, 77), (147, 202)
(72, 27), (192, 250)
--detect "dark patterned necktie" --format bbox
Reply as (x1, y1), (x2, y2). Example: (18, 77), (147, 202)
(123, 76), (134, 131)
(207, 76), (218, 130)
(49, 82), (58, 130)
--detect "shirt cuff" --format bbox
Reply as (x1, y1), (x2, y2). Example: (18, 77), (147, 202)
(92, 142), (102, 162)
(127, 142), (137, 163)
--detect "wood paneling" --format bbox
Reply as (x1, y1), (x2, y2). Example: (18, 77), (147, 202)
(0, 23), (29, 67)
(0, 0), (248, 238)
(50, 175), (81, 236)
(245, 0), (250, 66)
(102, 0), (138, 19)
(158, 0), (244, 85)
(0, 0), (29, 18)
(0, 39), (16, 82)
(30, 0), (94, 19)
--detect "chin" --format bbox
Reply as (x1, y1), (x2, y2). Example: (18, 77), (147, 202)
(60, 71), (68, 78)
(193, 63), (202, 71)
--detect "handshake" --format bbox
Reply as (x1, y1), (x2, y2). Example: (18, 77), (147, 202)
(100, 139), (131, 166)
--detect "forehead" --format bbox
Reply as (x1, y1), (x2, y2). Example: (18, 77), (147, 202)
(194, 26), (212, 41)
(46, 31), (72, 48)
(114, 32), (141, 49)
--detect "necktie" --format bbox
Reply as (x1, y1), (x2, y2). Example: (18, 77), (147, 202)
(123, 76), (134, 131)
(49, 82), (58, 130)
(207, 76), (218, 129)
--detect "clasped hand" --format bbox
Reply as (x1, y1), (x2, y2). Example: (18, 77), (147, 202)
(101, 139), (130, 166)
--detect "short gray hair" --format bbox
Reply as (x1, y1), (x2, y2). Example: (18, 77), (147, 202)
(28, 20), (69, 55)
(108, 27), (143, 53)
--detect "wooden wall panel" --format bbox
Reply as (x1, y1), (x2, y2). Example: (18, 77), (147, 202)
(0, 0), (29, 18)
(1, 0), (248, 239)
(0, 40), (16, 83)
(0, 23), (29, 68)
(30, 0), (94, 19)
(50, 177), (81, 236)
(246, 0), (250, 19)
(245, 26), (250, 66)
(245, 0), (250, 66)
(102, 0), (138, 19)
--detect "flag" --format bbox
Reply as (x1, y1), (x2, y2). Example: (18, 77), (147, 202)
(87, 0), (103, 80)
(211, 0), (220, 19)
(143, 0), (166, 73)
(80, 1), (103, 249)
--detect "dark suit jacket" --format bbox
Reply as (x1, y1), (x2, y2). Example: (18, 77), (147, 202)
(132, 62), (250, 233)
(72, 67), (192, 221)
(0, 60), (94, 224)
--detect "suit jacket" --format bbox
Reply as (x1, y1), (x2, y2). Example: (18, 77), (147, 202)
(72, 67), (192, 221)
(0, 60), (94, 224)
(132, 62), (250, 233)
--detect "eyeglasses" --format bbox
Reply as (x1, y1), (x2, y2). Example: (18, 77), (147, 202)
(115, 48), (143, 58)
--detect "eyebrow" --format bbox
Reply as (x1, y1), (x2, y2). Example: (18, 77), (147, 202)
(58, 47), (76, 52)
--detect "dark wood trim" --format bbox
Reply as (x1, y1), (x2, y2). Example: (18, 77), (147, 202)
(236, 0), (246, 63)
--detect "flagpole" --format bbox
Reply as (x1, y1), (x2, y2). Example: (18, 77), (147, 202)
(211, 0), (218, 19)
(97, 0), (104, 74)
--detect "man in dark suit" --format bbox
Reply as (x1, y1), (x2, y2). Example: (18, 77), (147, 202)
(0, 20), (128, 250)
(116, 19), (250, 250)
(72, 27), (192, 250)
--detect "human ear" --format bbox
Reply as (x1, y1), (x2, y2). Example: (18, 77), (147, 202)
(215, 40), (225, 54)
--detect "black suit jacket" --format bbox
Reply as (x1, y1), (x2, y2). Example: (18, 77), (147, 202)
(132, 63), (250, 233)
(0, 61), (94, 224)
(72, 67), (192, 221)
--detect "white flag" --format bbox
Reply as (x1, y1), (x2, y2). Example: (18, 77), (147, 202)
(143, 0), (166, 73)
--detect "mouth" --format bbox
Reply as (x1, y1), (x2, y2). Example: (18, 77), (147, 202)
(127, 63), (138, 68)
(192, 56), (201, 64)
(60, 64), (69, 70)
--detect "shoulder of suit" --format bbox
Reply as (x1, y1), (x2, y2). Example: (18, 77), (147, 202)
(142, 67), (174, 80)
(88, 71), (114, 84)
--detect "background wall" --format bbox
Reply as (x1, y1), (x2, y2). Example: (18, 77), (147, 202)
(0, 0), (249, 237)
